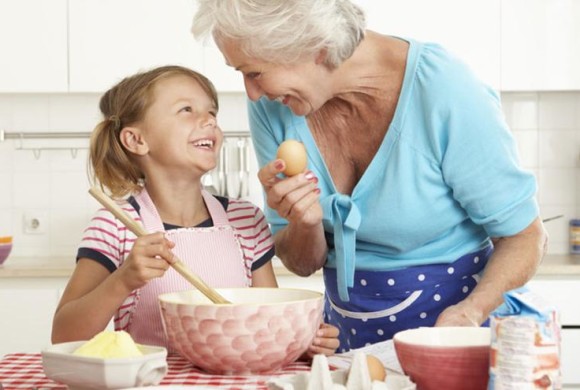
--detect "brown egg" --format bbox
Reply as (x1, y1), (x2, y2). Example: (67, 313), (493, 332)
(366, 354), (387, 382)
(276, 140), (307, 176)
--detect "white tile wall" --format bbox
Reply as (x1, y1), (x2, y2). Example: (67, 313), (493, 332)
(502, 91), (580, 254)
(0, 92), (255, 263)
(0, 91), (579, 261)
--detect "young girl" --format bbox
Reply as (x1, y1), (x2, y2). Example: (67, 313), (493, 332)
(51, 65), (338, 357)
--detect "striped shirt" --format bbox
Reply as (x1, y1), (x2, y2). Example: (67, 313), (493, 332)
(76, 194), (275, 331)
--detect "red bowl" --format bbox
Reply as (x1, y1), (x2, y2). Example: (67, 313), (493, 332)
(393, 327), (490, 390)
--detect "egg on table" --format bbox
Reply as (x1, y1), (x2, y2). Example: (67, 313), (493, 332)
(365, 354), (387, 382)
(276, 140), (308, 176)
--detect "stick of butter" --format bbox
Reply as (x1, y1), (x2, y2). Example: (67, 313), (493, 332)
(73, 330), (143, 358)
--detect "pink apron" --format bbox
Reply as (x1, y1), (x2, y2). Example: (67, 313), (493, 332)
(127, 188), (249, 347)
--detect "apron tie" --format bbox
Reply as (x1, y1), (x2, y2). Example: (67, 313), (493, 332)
(322, 194), (361, 302)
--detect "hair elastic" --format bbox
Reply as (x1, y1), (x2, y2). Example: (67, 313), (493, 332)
(109, 115), (121, 131)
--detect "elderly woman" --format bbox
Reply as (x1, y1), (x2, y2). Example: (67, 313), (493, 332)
(192, 0), (548, 351)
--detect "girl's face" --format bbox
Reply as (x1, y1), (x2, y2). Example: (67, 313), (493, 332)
(139, 75), (222, 177)
(217, 38), (332, 116)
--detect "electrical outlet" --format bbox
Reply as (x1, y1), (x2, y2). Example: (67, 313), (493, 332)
(23, 212), (48, 234)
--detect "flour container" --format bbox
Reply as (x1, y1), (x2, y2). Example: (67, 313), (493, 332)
(488, 287), (561, 390)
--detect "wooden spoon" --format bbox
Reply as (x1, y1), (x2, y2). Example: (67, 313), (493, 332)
(88, 186), (231, 304)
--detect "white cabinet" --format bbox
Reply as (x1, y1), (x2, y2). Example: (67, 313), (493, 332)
(561, 329), (580, 386)
(527, 278), (580, 385)
(68, 0), (204, 92)
(0, 0), (68, 92)
(202, 44), (245, 93)
(352, 0), (501, 90)
(501, 0), (580, 91)
(0, 278), (68, 358)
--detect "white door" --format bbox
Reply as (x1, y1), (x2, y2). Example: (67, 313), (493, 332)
(68, 0), (204, 92)
(0, 0), (68, 92)
(352, 0), (501, 90)
(501, 0), (580, 90)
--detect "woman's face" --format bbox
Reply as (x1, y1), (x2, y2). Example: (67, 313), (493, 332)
(217, 38), (332, 116)
(139, 75), (223, 177)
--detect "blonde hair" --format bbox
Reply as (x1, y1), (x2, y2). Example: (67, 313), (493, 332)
(192, 0), (366, 69)
(89, 65), (218, 198)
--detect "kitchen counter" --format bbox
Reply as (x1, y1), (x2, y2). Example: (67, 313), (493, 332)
(1, 254), (579, 279)
(1, 254), (579, 386)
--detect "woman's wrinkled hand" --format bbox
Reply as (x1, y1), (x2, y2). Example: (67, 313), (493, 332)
(117, 232), (175, 291)
(258, 159), (322, 227)
(434, 299), (486, 327)
(304, 323), (340, 358)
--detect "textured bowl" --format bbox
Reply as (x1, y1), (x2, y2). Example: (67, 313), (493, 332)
(159, 288), (324, 375)
(393, 327), (491, 390)
(0, 242), (12, 265)
(41, 341), (167, 390)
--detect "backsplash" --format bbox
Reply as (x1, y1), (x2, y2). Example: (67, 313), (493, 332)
(502, 92), (580, 254)
(0, 92), (579, 261)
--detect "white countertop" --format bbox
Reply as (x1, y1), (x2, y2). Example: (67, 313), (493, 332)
(1, 254), (579, 279)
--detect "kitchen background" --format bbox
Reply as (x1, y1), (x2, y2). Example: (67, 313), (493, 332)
(1, 0), (579, 262)
(1, 0), (580, 385)
(1, 90), (579, 261)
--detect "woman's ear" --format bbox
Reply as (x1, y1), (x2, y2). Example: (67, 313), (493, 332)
(315, 48), (328, 65)
(120, 127), (149, 155)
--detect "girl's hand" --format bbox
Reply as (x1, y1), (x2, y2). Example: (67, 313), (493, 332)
(116, 232), (176, 292)
(304, 323), (340, 358)
(258, 159), (322, 227)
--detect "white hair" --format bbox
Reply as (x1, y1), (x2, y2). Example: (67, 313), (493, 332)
(192, 0), (366, 68)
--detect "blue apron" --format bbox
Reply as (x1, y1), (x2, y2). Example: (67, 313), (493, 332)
(323, 245), (493, 352)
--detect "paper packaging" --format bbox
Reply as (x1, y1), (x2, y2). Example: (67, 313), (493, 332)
(488, 287), (561, 390)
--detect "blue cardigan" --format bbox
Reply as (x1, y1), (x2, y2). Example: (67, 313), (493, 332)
(248, 38), (538, 300)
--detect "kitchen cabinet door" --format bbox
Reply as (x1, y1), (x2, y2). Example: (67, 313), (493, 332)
(527, 278), (580, 385)
(501, 0), (580, 91)
(0, 0), (68, 92)
(0, 288), (60, 357)
(202, 44), (246, 93)
(68, 0), (204, 92)
(352, 0), (501, 90)
(561, 329), (580, 385)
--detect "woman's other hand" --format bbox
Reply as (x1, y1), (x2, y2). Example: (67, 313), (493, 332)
(117, 232), (176, 291)
(304, 322), (340, 358)
(434, 299), (485, 327)
(258, 158), (322, 227)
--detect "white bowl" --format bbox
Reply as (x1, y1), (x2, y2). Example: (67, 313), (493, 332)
(41, 341), (168, 390)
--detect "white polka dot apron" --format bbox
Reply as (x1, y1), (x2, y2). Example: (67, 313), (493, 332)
(127, 188), (249, 348)
(323, 246), (493, 352)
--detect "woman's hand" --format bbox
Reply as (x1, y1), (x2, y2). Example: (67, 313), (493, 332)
(304, 323), (340, 358)
(259, 159), (328, 276)
(116, 232), (176, 292)
(258, 159), (322, 227)
(436, 218), (547, 328)
(434, 299), (485, 327)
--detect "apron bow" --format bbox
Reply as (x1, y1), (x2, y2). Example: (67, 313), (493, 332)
(322, 193), (361, 301)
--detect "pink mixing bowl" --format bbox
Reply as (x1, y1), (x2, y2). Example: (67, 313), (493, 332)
(158, 288), (324, 375)
(393, 326), (491, 390)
